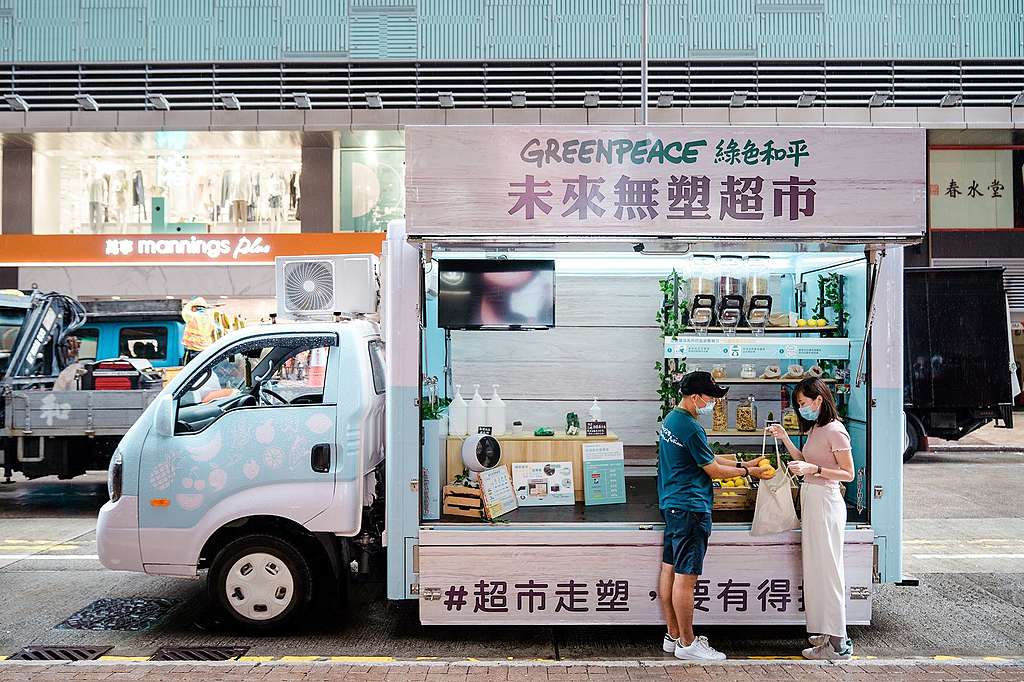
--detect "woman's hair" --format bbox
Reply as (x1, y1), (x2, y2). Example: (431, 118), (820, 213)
(793, 376), (840, 431)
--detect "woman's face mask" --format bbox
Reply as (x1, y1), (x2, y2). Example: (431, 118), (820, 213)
(798, 397), (821, 422)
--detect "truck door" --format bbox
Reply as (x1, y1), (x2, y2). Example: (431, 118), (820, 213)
(137, 333), (340, 570)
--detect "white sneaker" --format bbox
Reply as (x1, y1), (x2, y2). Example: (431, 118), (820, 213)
(802, 641), (852, 661)
(662, 633), (679, 653)
(807, 634), (828, 647)
(674, 636), (728, 661)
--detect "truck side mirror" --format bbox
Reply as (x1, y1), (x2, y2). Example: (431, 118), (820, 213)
(153, 394), (176, 437)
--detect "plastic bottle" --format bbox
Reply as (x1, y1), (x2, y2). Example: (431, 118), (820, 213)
(448, 385), (468, 436)
(588, 397), (603, 423)
(487, 384), (507, 436)
(468, 384), (487, 434)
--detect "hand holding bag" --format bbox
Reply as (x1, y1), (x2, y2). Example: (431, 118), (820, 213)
(750, 428), (800, 536)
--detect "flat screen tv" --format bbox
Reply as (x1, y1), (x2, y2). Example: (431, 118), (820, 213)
(437, 259), (555, 330)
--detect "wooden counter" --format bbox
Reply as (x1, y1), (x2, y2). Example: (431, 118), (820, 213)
(445, 431), (620, 502)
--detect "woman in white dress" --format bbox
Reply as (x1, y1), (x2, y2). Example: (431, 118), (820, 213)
(768, 377), (856, 660)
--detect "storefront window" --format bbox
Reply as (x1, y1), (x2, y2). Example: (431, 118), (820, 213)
(339, 132), (405, 232)
(928, 140), (1023, 230)
(32, 132), (302, 235)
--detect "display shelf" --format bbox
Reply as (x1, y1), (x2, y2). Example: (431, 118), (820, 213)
(684, 325), (838, 334)
(665, 335), (850, 361)
(708, 428), (803, 437)
(713, 377), (837, 385)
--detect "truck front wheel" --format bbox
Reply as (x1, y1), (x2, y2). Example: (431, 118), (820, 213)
(209, 534), (313, 630)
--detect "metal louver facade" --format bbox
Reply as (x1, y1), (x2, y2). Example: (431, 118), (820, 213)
(1, 59), (1022, 111)
(932, 258), (1024, 312)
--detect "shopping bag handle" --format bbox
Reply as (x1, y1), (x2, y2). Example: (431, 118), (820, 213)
(761, 425), (795, 486)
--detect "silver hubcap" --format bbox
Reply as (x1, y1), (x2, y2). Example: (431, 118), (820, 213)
(224, 551), (295, 621)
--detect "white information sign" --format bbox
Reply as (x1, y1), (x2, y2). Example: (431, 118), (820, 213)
(406, 126), (926, 240)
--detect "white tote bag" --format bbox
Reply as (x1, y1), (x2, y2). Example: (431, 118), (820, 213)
(750, 429), (800, 536)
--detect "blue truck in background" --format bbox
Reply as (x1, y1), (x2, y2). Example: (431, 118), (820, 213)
(0, 291), (185, 481)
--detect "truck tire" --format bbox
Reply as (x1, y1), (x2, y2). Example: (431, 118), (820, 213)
(208, 534), (313, 631)
(903, 414), (923, 463)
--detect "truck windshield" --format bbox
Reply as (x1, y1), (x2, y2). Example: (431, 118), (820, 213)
(0, 311), (27, 378)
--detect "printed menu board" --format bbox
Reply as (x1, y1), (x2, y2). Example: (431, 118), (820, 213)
(583, 442), (626, 506)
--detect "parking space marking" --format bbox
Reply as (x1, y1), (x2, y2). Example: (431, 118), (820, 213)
(0, 554), (100, 560)
(912, 553), (1024, 559)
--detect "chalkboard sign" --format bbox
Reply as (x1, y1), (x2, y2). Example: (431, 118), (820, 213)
(585, 421), (607, 437)
(477, 426), (493, 435)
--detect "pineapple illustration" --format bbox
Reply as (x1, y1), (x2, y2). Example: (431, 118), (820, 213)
(149, 455), (177, 491)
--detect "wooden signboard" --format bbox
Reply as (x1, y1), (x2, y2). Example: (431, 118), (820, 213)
(405, 126), (925, 240)
(418, 528), (873, 626)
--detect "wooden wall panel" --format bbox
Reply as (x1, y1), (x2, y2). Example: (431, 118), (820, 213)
(450, 274), (664, 446)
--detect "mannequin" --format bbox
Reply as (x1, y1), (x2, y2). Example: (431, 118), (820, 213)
(88, 170), (107, 233)
(267, 171), (286, 227)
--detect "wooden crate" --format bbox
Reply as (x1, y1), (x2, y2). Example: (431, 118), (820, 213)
(442, 484), (485, 519)
(713, 483), (756, 510)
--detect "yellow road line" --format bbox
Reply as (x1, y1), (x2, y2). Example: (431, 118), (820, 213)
(277, 656), (321, 662)
(328, 656), (396, 663)
(98, 656), (151, 662)
(934, 655), (963, 661)
(237, 656), (276, 662)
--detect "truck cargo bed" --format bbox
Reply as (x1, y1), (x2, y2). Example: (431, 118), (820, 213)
(3, 389), (161, 436)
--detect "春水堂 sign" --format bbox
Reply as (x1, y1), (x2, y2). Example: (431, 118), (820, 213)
(405, 126), (925, 240)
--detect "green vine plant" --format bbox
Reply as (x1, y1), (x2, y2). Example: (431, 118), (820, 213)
(655, 270), (690, 422)
(812, 272), (850, 417)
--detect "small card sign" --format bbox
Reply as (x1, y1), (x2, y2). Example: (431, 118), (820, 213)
(585, 421), (608, 437)
(477, 426), (493, 435)
(479, 466), (518, 519)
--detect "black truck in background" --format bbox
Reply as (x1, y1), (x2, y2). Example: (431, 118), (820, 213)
(903, 266), (1019, 461)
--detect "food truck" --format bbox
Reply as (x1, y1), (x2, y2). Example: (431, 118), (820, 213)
(97, 125), (923, 630)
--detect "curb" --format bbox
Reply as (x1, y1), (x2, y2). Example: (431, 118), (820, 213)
(1, 656), (1022, 668)
(928, 445), (1024, 453)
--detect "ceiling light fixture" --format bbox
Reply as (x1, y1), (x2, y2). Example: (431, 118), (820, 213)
(75, 93), (99, 111)
(939, 91), (963, 107)
(797, 91), (816, 107)
(729, 91), (747, 108)
(4, 94), (28, 111)
(510, 91), (527, 108)
(293, 92), (312, 109)
(583, 91), (599, 108)
(218, 93), (240, 110)
(365, 92), (382, 109)
(657, 91), (674, 108)
(868, 91), (891, 107)
(438, 91), (455, 109)
(1012, 92), (1024, 107)
(148, 93), (170, 111)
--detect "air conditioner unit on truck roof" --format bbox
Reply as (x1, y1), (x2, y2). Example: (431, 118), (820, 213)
(274, 254), (379, 321)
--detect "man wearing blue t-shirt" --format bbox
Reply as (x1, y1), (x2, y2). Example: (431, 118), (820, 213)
(657, 371), (771, 661)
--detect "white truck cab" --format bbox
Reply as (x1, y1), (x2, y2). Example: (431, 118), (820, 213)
(97, 319), (385, 628)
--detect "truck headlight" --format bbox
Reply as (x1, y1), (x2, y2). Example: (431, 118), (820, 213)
(108, 451), (123, 502)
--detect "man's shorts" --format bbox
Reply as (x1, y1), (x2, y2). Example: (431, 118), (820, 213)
(661, 508), (713, 575)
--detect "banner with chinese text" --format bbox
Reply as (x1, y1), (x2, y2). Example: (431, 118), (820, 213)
(406, 126), (925, 240)
(419, 528), (873, 625)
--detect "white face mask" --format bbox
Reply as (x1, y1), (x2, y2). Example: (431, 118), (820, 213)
(696, 396), (715, 415)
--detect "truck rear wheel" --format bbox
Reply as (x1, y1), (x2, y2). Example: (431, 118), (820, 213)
(903, 413), (924, 463)
(208, 534), (313, 630)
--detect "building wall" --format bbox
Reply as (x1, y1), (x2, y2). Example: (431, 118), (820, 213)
(0, 0), (1020, 62)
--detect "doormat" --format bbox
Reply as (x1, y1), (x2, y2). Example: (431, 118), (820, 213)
(57, 597), (176, 631)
